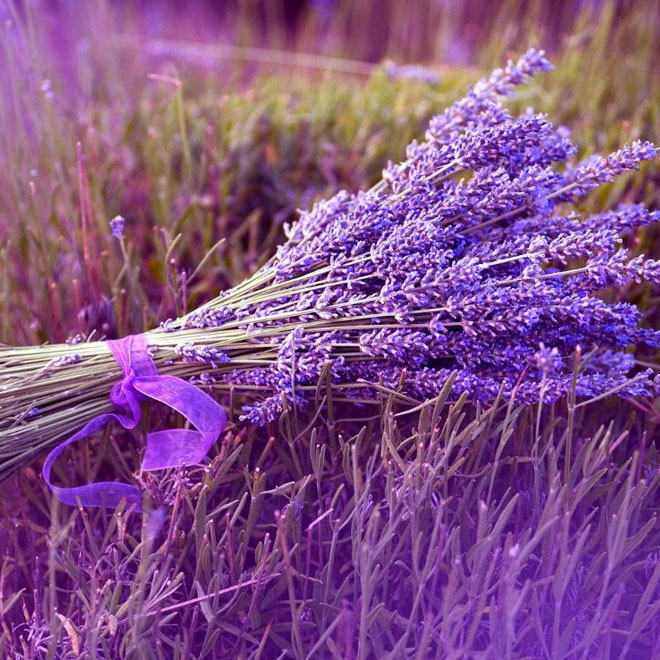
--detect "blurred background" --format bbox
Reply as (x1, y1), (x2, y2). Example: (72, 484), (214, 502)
(13, 0), (660, 67)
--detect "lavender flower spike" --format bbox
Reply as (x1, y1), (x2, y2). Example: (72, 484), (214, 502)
(109, 215), (125, 239)
(174, 343), (230, 368)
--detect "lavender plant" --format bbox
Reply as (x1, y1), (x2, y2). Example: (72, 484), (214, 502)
(1, 49), (659, 480)
(3, 389), (659, 659)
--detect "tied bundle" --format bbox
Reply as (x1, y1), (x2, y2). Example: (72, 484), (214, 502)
(1, 49), (660, 491)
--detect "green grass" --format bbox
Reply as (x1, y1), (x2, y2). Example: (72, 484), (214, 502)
(1, 1), (660, 658)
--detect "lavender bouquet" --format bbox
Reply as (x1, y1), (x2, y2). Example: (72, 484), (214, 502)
(1, 49), (659, 486)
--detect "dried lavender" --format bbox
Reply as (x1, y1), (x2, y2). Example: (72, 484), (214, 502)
(109, 215), (125, 239)
(44, 353), (82, 369)
(182, 306), (234, 329)
(1, 48), (659, 475)
(174, 343), (230, 368)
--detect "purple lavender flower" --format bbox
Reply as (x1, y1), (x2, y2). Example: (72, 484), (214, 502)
(561, 141), (658, 198)
(426, 48), (553, 145)
(534, 344), (563, 377)
(359, 329), (435, 365)
(183, 306), (234, 329)
(109, 215), (125, 239)
(164, 49), (660, 422)
(174, 343), (230, 368)
(240, 393), (285, 425)
(653, 374), (660, 398)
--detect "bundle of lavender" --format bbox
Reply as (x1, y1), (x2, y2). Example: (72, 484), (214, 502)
(2, 49), (660, 484)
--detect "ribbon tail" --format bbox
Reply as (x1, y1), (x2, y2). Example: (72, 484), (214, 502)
(43, 413), (142, 510)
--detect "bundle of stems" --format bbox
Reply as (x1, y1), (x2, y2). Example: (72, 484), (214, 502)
(2, 48), (660, 481)
(0, 276), (360, 480)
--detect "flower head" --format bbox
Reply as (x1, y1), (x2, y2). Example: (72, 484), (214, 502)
(109, 215), (125, 239)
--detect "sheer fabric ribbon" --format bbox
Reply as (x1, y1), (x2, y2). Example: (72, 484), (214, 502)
(43, 334), (226, 510)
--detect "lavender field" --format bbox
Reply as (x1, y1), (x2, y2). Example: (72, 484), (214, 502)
(1, 1), (660, 658)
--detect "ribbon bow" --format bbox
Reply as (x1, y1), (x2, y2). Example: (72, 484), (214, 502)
(43, 334), (226, 510)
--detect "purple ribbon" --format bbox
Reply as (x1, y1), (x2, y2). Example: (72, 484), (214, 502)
(43, 334), (226, 510)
